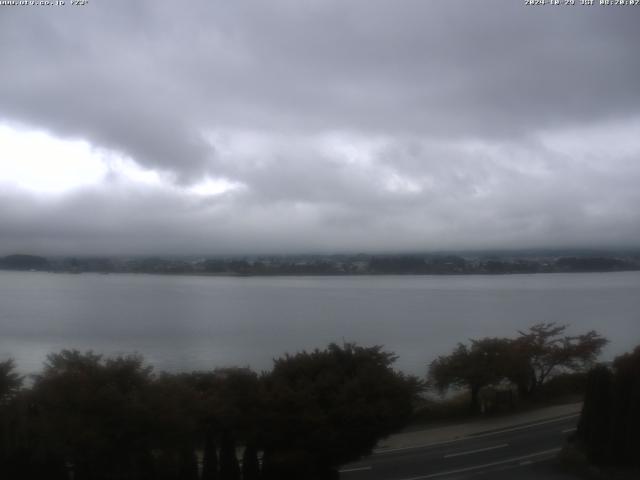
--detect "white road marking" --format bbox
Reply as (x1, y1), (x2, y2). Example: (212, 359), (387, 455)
(395, 447), (562, 480)
(339, 466), (372, 473)
(465, 414), (580, 438)
(562, 427), (577, 433)
(374, 413), (579, 455)
(375, 439), (466, 455)
(443, 443), (508, 459)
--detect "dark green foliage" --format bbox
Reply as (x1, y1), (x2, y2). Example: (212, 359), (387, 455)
(555, 257), (630, 272)
(0, 254), (49, 270)
(228, 260), (251, 274)
(0, 359), (22, 404)
(369, 255), (469, 274)
(509, 323), (608, 398)
(429, 324), (608, 414)
(369, 256), (427, 274)
(4, 251), (639, 276)
(146, 373), (201, 450)
(534, 372), (587, 400)
(203, 259), (227, 272)
(428, 338), (512, 414)
(203, 367), (262, 437)
(30, 350), (156, 479)
(609, 347), (640, 466)
(577, 365), (613, 464)
(481, 259), (540, 274)
(483, 260), (511, 274)
(261, 343), (423, 477)
(0, 343), (420, 479)
(574, 346), (640, 467)
(0, 351), (162, 479)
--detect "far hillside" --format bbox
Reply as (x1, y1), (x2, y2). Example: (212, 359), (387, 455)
(1, 250), (639, 276)
(0, 254), (49, 271)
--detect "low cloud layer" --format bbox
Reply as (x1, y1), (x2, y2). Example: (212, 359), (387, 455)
(1, 1), (639, 255)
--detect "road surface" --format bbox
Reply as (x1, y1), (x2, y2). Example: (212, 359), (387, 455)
(339, 414), (580, 480)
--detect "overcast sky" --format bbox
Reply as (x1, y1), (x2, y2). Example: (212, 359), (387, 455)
(1, 0), (639, 256)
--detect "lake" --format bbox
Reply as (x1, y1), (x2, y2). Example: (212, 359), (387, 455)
(1, 270), (639, 376)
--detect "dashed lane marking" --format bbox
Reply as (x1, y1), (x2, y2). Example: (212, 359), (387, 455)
(443, 443), (508, 459)
(374, 413), (578, 456)
(339, 466), (372, 473)
(394, 447), (562, 480)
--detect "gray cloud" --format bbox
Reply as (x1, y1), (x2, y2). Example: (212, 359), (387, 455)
(1, 0), (639, 254)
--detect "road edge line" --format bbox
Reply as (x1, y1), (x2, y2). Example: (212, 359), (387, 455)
(443, 443), (508, 459)
(374, 413), (579, 455)
(396, 447), (562, 480)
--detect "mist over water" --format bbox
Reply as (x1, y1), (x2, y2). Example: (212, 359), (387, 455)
(1, 270), (639, 376)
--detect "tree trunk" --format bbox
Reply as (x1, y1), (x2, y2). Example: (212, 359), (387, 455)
(470, 385), (481, 415)
(516, 381), (528, 399)
(241, 443), (260, 480)
(202, 430), (218, 480)
(219, 430), (240, 480)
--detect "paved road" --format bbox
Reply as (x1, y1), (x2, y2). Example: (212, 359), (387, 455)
(339, 414), (581, 480)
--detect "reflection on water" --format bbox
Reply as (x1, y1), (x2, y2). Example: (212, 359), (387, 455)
(1, 271), (639, 375)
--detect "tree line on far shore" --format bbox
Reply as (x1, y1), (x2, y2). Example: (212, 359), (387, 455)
(2, 252), (638, 276)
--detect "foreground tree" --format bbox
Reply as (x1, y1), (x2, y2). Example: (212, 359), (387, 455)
(508, 323), (608, 398)
(0, 359), (22, 404)
(30, 350), (157, 480)
(428, 338), (512, 414)
(3, 344), (423, 479)
(0, 359), (24, 476)
(261, 343), (423, 479)
(609, 346), (640, 466)
(183, 367), (262, 479)
(574, 345), (640, 468)
(576, 365), (613, 464)
(428, 324), (607, 412)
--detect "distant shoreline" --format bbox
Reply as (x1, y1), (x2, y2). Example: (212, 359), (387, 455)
(2, 267), (639, 278)
(2, 252), (639, 278)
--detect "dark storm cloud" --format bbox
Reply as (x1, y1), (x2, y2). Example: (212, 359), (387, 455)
(0, 0), (639, 254)
(3, 1), (639, 165)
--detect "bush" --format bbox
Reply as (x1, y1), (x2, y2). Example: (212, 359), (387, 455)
(0, 344), (421, 480)
(573, 346), (640, 468)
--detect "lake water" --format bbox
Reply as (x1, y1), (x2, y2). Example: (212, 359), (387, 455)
(1, 271), (639, 376)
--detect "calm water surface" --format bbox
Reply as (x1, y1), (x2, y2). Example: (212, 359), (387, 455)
(1, 271), (639, 375)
